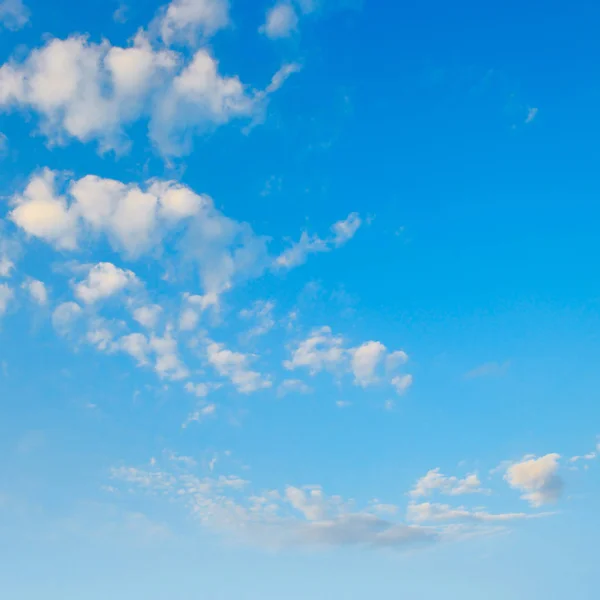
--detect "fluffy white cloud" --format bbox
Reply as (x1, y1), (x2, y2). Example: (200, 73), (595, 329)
(0, 282), (14, 316)
(284, 326), (346, 374)
(22, 278), (48, 305)
(74, 262), (138, 304)
(504, 454), (563, 507)
(351, 341), (386, 387)
(206, 340), (271, 393)
(0, 34), (177, 152)
(410, 469), (486, 498)
(0, 0), (29, 31)
(260, 2), (298, 39)
(285, 327), (412, 394)
(275, 213), (361, 270)
(0, 31), (297, 155)
(132, 304), (162, 330)
(10, 171), (270, 295)
(154, 0), (230, 45)
(10, 170), (78, 250)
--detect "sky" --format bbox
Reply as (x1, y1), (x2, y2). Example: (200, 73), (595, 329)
(0, 0), (599, 598)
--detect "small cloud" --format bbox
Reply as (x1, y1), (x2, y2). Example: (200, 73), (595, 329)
(0, 0), (30, 31)
(336, 400), (351, 408)
(464, 361), (510, 380)
(525, 107), (538, 124)
(113, 2), (128, 23)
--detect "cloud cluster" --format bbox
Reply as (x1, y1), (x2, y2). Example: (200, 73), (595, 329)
(10, 170), (269, 295)
(284, 326), (412, 395)
(0, 0), (298, 155)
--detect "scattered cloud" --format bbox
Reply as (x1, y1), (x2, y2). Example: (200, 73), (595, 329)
(525, 107), (538, 124)
(152, 0), (230, 46)
(22, 278), (48, 305)
(0, 27), (297, 156)
(285, 327), (412, 395)
(260, 2), (298, 39)
(206, 340), (271, 393)
(275, 213), (362, 270)
(74, 262), (138, 304)
(504, 454), (563, 507)
(0, 0), (29, 31)
(410, 468), (486, 499)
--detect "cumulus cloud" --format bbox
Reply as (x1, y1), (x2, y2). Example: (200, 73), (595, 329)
(206, 340), (271, 393)
(74, 262), (138, 304)
(0, 0), (29, 31)
(275, 213), (362, 270)
(260, 2), (298, 39)
(504, 454), (563, 507)
(0, 30), (297, 155)
(410, 469), (486, 499)
(285, 327), (412, 394)
(277, 378), (312, 397)
(153, 0), (230, 46)
(132, 304), (162, 330)
(22, 278), (48, 305)
(10, 170), (270, 295)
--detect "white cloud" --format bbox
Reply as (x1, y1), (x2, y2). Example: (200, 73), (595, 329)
(0, 31), (296, 156)
(10, 171), (270, 295)
(331, 212), (362, 247)
(132, 304), (162, 330)
(74, 262), (138, 304)
(525, 107), (538, 124)
(52, 301), (82, 335)
(118, 333), (151, 366)
(351, 341), (386, 387)
(10, 169), (78, 250)
(0, 34), (177, 152)
(0, 0), (29, 31)
(206, 340), (271, 393)
(0, 283), (14, 316)
(150, 331), (190, 380)
(504, 454), (563, 507)
(410, 468), (486, 499)
(260, 2), (298, 39)
(284, 326), (346, 374)
(285, 327), (412, 394)
(22, 278), (48, 305)
(391, 374), (413, 395)
(464, 361), (510, 380)
(154, 0), (230, 46)
(275, 213), (361, 270)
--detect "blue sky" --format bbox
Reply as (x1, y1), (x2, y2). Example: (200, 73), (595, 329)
(0, 0), (599, 598)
